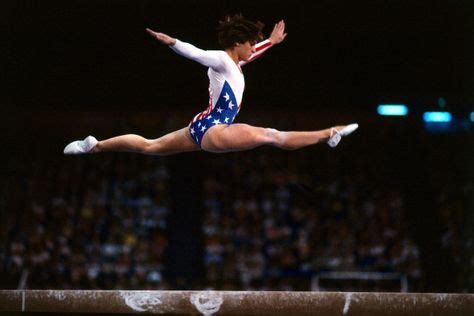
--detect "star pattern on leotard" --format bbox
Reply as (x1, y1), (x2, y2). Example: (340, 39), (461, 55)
(189, 81), (238, 145)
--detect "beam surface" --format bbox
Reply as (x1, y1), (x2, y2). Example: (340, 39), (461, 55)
(0, 290), (473, 315)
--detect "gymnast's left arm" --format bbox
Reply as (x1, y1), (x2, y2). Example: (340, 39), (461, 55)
(240, 20), (288, 66)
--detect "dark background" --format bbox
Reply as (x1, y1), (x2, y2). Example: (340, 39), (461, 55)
(3, 0), (474, 112)
(1, 0), (473, 292)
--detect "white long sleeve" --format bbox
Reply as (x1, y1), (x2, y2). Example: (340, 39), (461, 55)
(170, 39), (226, 72)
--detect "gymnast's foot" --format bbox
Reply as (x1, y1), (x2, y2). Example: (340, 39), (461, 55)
(64, 136), (98, 154)
(327, 123), (358, 148)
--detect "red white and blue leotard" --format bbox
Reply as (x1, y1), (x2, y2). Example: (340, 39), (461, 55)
(170, 39), (273, 146)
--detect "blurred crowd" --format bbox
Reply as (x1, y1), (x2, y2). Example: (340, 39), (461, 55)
(201, 149), (422, 291)
(1, 154), (171, 289)
(0, 116), (472, 292)
(432, 171), (473, 291)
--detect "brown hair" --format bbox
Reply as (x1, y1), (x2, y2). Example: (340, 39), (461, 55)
(217, 14), (264, 49)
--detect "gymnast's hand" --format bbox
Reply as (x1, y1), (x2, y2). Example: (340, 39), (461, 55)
(146, 28), (177, 46)
(269, 20), (287, 45)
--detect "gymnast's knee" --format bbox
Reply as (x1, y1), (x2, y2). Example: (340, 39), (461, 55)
(264, 128), (286, 148)
(264, 128), (295, 150)
(140, 138), (161, 154)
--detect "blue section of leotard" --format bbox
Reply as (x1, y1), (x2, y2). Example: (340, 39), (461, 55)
(189, 81), (239, 146)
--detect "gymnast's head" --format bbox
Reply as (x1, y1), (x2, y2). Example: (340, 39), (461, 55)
(217, 14), (264, 50)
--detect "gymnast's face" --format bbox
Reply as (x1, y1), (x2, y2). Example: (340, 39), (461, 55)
(235, 41), (256, 61)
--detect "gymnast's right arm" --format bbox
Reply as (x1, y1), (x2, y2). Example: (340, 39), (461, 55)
(145, 28), (225, 71)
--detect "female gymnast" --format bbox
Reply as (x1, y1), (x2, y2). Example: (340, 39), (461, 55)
(64, 15), (358, 155)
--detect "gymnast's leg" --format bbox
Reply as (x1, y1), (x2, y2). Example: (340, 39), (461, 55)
(64, 127), (200, 156)
(201, 123), (358, 153)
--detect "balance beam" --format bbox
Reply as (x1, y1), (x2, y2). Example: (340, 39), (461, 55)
(0, 290), (473, 315)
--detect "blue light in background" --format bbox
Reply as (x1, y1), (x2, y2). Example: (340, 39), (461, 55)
(423, 112), (452, 122)
(377, 104), (408, 116)
(470, 112), (474, 122)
